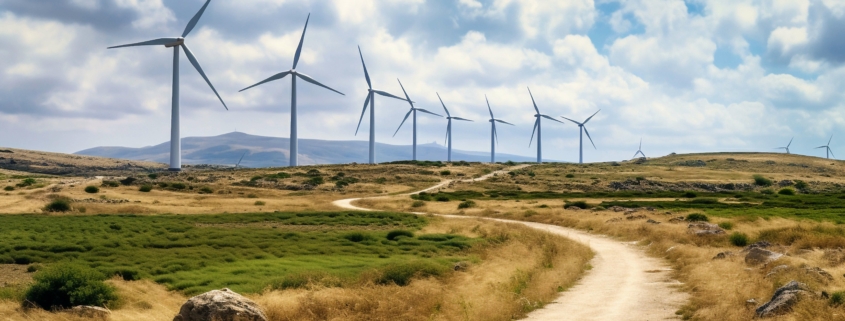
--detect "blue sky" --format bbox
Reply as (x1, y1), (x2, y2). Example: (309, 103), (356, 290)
(1, 0), (845, 163)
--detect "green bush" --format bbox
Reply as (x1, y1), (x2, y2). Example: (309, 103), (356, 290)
(198, 187), (213, 194)
(778, 188), (795, 195)
(685, 213), (709, 222)
(119, 177), (136, 186)
(4, 186), (13, 191)
(170, 183), (187, 190)
(343, 232), (366, 242)
(565, 173), (575, 178)
(44, 198), (71, 212)
(753, 175), (773, 187)
(376, 261), (448, 286)
(830, 291), (845, 306)
(718, 222), (734, 230)
(18, 178), (37, 187)
(729, 232), (749, 247)
(147, 173), (158, 179)
(111, 268), (140, 281)
(101, 181), (119, 187)
(254, 201), (266, 206)
(305, 176), (324, 186)
(457, 200), (476, 209)
(760, 189), (774, 195)
(84, 186), (99, 194)
(683, 191), (698, 198)
(24, 263), (117, 310)
(566, 201), (590, 209)
(139, 185), (153, 192)
(794, 180), (808, 191)
(411, 201), (426, 208)
(440, 170), (451, 176)
(386, 230), (414, 241)
(435, 195), (450, 202)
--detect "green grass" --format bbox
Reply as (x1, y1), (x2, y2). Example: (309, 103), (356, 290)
(0, 212), (477, 295)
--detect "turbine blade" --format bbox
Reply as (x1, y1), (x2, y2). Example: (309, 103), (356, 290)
(829, 135), (834, 145)
(355, 93), (372, 136)
(107, 38), (180, 49)
(437, 92), (450, 117)
(541, 115), (563, 123)
(296, 72), (344, 95)
(495, 119), (515, 126)
(583, 109), (601, 124)
(529, 119), (538, 147)
(445, 121), (450, 145)
(451, 117), (473, 122)
(182, 0), (211, 37)
(632, 151), (639, 159)
(816, 146), (826, 149)
(583, 126), (596, 149)
(494, 123), (499, 145)
(396, 79), (414, 107)
(416, 109), (443, 117)
(181, 44), (227, 110)
(239, 71), (291, 92)
(373, 90), (407, 101)
(393, 110), (413, 137)
(292, 13), (310, 69)
(527, 87), (539, 114)
(236, 151), (247, 167)
(560, 116), (581, 125)
(485, 95), (494, 119)
(639, 138), (642, 149)
(358, 46), (371, 89)
(829, 148), (835, 159)
(787, 137), (793, 148)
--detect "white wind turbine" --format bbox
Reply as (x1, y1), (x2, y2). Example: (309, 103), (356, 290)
(239, 14), (344, 167)
(234, 151), (247, 169)
(527, 87), (564, 163)
(355, 46), (408, 164)
(816, 135), (834, 159)
(775, 137), (793, 154)
(108, 0), (227, 171)
(436, 93), (473, 162)
(486, 96), (514, 163)
(392, 79), (442, 161)
(632, 138), (646, 159)
(561, 110), (600, 164)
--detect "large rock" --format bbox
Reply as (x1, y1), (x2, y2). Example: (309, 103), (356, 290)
(755, 281), (810, 318)
(745, 248), (783, 265)
(687, 222), (725, 235)
(71, 306), (110, 319)
(173, 288), (267, 321)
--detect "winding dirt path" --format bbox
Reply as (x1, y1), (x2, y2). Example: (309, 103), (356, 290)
(333, 166), (688, 321)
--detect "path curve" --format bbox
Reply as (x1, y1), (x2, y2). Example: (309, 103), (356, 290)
(333, 166), (687, 321)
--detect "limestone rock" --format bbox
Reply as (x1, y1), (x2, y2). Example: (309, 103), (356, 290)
(646, 219), (660, 224)
(755, 281), (810, 318)
(71, 306), (110, 319)
(173, 288), (267, 321)
(745, 248), (783, 266)
(687, 222), (725, 235)
(804, 267), (834, 282)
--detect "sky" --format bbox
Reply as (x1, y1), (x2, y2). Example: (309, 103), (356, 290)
(1, 0), (845, 163)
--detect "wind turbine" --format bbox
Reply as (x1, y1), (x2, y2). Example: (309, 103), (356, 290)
(816, 135), (835, 159)
(355, 46), (408, 164)
(632, 138), (646, 159)
(108, 0), (227, 172)
(234, 151), (247, 168)
(239, 14), (344, 167)
(437, 93), (472, 162)
(527, 87), (564, 163)
(486, 96), (514, 163)
(393, 80), (442, 161)
(561, 110), (600, 164)
(775, 137), (793, 154)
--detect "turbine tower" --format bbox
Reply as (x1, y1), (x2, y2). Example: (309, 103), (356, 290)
(816, 135), (835, 159)
(355, 46), (408, 164)
(437, 93), (472, 162)
(527, 87), (564, 163)
(486, 96), (514, 163)
(775, 137), (793, 154)
(108, 0), (227, 172)
(561, 110), (600, 164)
(393, 79), (442, 161)
(239, 14), (344, 167)
(632, 138), (646, 159)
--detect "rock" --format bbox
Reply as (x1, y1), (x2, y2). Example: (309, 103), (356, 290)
(745, 241), (772, 251)
(605, 218), (622, 223)
(668, 216), (686, 223)
(610, 206), (626, 212)
(746, 298), (758, 306)
(755, 281), (810, 318)
(646, 219), (660, 224)
(687, 222), (725, 235)
(71, 306), (110, 318)
(626, 215), (647, 220)
(453, 261), (469, 271)
(745, 248), (783, 265)
(765, 265), (791, 278)
(804, 267), (834, 282)
(778, 180), (794, 187)
(173, 288), (267, 321)
(566, 206), (581, 211)
(712, 251), (732, 260)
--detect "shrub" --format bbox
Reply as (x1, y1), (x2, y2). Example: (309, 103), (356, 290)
(170, 183), (187, 190)
(778, 188), (795, 195)
(411, 201), (425, 208)
(111, 268), (140, 281)
(457, 200), (476, 209)
(760, 189), (774, 195)
(139, 185), (153, 192)
(246, 194), (258, 198)
(44, 198), (71, 212)
(84, 186), (99, 194)
(440, 170), (451, 176)
(18, 178), (37, 187)
(254, 201), (266, 206)
(565, 173), (575, 178)
(119, 177), (136, 186)
(718, 222), (734, 230)
(343, 232), (366, 242)
(683, 191), (697, 198)
(147, 173), (158, 179)
(158, 182), (168, 188)
(435, 195), (450, 202)
(753, 175), (773, 187)
(830, 291), (845, 306)
(729, 232), (749, 247)
(4, 186), (13, 191)
(101, 181), (119, 187)
(305, 176), (324, 186)
(198, 187), (213, 194)
(566, 201), (590, 209)
(306, 169), (321, 176)
(386, 230), (414, 241)
(24, 263), (117, 310)
(376, 261), (448, 286)
(685, 213), (709, 222)
(794, 180), (808, 191)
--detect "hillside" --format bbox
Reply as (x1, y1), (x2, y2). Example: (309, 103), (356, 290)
(0, 147), (165, 176)
(74, 132), (540, 167)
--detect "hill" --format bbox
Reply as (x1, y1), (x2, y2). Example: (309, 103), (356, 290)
(0, 147), (165, 176)
(74, 132), (540, 167)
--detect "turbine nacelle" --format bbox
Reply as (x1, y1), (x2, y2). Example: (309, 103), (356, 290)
(164, 38), (185, 48)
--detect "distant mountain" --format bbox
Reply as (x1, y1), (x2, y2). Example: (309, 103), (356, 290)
(75, 132), (540, 167)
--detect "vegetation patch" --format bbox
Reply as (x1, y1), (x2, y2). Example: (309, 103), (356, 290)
(24, 263), (117, 310)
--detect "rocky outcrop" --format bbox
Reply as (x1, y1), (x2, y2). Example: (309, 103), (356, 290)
(71, 306), (110, 318)
(687, 222), (725, 235)
(755, 281), (810, 318)
(173, 288), (267, 321)
(745, 248), (783, 265)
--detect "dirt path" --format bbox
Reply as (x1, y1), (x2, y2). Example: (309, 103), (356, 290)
(332, 165), (688, 321)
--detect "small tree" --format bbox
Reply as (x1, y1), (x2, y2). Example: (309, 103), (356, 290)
(25, 263), (117, 310)
(84, 186), (99, 194)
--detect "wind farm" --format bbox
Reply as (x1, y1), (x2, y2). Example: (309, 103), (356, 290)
(527, 87), (564, 164)
(485, 95), (514, 163)
(393, 79), (442, 161)
(561, 110), (600, 164)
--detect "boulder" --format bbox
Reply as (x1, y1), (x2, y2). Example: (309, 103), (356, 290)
(755, 281), (810, 318)
(712, 251), (732, 260)
(804, 267), (834, 282)
(764, 265), (791, 278)
(71, 306), (110, 319)
(687, 222), (725, 235)
(173, 288), (267, 321)
(745, 248), (783, 265)
(745, 241), (772, 251)
(668, 216), (686, 223)
(646, 219), (660, 224)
